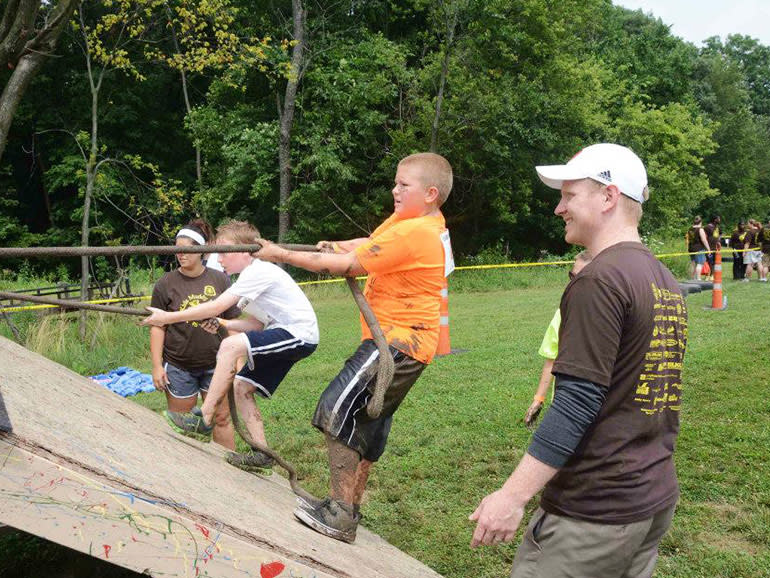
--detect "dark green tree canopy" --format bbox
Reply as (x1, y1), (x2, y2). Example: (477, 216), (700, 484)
(2, 0), (769, 273)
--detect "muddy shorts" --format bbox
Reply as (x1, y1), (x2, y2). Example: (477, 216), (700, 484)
(312, 339), (426, 462)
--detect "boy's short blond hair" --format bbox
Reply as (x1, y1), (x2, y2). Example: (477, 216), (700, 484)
(398, 152), (453, 206)
(216, 220), (261, 245)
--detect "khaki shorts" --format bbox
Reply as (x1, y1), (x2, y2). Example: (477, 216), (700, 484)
(744, 250), (762, 265)
(762, 252), (770, 268)
(510, 505), (676, 578)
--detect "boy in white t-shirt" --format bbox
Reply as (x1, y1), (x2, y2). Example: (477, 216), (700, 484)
(142, 220), (319, 469)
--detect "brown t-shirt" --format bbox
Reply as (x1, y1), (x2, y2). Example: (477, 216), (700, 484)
(743, 228), (757, 249)
(686, 226), (705, 252)
(761, 225), (770, 253)
(543, 242), (687, 524)
(704, 223), (720, 249)
(151, 268), (240, 371)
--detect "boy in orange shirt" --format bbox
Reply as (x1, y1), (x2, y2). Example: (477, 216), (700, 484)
(255, 152), (453, 543)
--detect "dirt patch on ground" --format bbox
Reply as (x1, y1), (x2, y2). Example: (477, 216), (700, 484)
(698, 501), (763, 556)
(698, 531), (760, 556)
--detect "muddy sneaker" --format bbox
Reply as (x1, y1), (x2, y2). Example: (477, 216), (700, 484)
(226, 450), (275, 472)
(294, 498), (360, 544)
(295, 494), (361, 516)
(296, 493), (324, 511)
(164, 407), (212, 438)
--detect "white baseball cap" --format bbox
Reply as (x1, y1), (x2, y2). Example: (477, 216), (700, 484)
(536, 143), (648, 203)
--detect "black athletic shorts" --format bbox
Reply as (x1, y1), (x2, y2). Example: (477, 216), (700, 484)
(312, 339), (426, 462)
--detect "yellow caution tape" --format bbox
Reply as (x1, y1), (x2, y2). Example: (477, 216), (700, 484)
(0, 247), (754, 314)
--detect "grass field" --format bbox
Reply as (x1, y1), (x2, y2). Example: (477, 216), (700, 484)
(1, 261), (769, 577)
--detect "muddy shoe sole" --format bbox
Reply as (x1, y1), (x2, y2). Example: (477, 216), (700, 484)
(163, 410), (212, 442)
(226, 451), (275, 473)
(293, 504), (357, 544)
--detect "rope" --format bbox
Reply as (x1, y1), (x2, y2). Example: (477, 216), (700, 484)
(225, 388), (317, 503)
(346, 278), (394, 419)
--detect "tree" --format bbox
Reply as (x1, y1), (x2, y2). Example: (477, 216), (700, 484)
(145, 0), (261, 186)
(277, 0), (306, 244)
(0, 0), (79, 162)
(694, 50), (770, 222)
(428, 0), (469, 152)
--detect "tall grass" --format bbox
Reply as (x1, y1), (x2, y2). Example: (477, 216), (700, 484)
(10, 313), (150, 376)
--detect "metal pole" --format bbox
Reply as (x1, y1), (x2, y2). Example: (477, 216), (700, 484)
(0, 291), (146, 316)
(0, 242), (318, 258)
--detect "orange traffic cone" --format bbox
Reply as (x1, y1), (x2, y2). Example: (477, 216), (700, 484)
(435, 278), (451, 356)
(708, 246), (727, 311)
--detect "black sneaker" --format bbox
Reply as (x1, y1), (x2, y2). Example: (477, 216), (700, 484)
(294, 498), (360, 543)
(295, 494), (361, 516)
(164, 407), (213, 438)
(296, 493), (324, 511)
(226, 450), (275, 472)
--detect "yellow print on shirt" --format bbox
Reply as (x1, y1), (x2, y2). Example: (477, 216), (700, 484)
(180, 291), (215, 327)
(635, 283), (687, 415)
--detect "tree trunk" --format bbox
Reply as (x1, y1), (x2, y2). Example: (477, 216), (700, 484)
(79, 86), (99, 341)
(0, 50), (46, 161)
(0, 0), (38, 67)
(165, 4), (202, 186)
(79, 11), (102, 342)
(277, 0), (306, 244)
(430, 6), (457, 153)
(0, 0), (79, 163)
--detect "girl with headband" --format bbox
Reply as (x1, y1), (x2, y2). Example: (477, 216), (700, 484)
(149, 218), (241, 449)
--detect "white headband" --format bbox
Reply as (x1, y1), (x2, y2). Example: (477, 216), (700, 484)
(176, 228), (206, 246)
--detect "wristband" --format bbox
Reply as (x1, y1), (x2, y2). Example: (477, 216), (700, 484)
(533, 395), (546, 403)
(332, 242), (341, 253)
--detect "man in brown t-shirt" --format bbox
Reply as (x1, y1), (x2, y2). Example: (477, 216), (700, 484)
(470, 143), (687, 578)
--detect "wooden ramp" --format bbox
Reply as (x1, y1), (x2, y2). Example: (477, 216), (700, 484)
(0, 337), (443, 578)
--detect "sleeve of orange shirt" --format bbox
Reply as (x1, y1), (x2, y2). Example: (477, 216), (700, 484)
(354, 218), (415, 274)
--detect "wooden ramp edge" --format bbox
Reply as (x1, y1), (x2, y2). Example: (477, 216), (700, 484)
(0, 337), (443, 578)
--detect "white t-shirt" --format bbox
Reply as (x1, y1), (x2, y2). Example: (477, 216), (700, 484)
(225, 259), (319, 344)
(205, 253), (224, 272)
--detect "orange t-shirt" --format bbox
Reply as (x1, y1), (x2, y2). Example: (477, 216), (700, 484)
(354, 212), (447, 364)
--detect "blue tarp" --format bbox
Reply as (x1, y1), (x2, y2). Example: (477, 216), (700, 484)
(90, 366), (155, 397)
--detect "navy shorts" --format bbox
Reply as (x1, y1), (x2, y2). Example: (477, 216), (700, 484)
(312, 340), (426, 462)
(165, 362), (214, 399)
(235, 328), (316, 398)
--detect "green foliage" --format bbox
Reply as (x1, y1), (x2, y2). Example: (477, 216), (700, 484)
(1, 0), (769, 266)
(193, 120), (280, 227)
(607, 100), (717, 234)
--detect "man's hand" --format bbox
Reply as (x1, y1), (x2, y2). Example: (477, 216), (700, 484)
(142, 307), (172, 327)
(253, 239), (286, 263)
(152, 365), (170, 392)
(524, 400), (544, 426)
(469, 488), (525, 548)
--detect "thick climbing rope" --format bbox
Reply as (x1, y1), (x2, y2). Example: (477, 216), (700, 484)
(345, 277), (394, 419)
(225, 389), (315, 501)
(1, 241), (396, 498)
